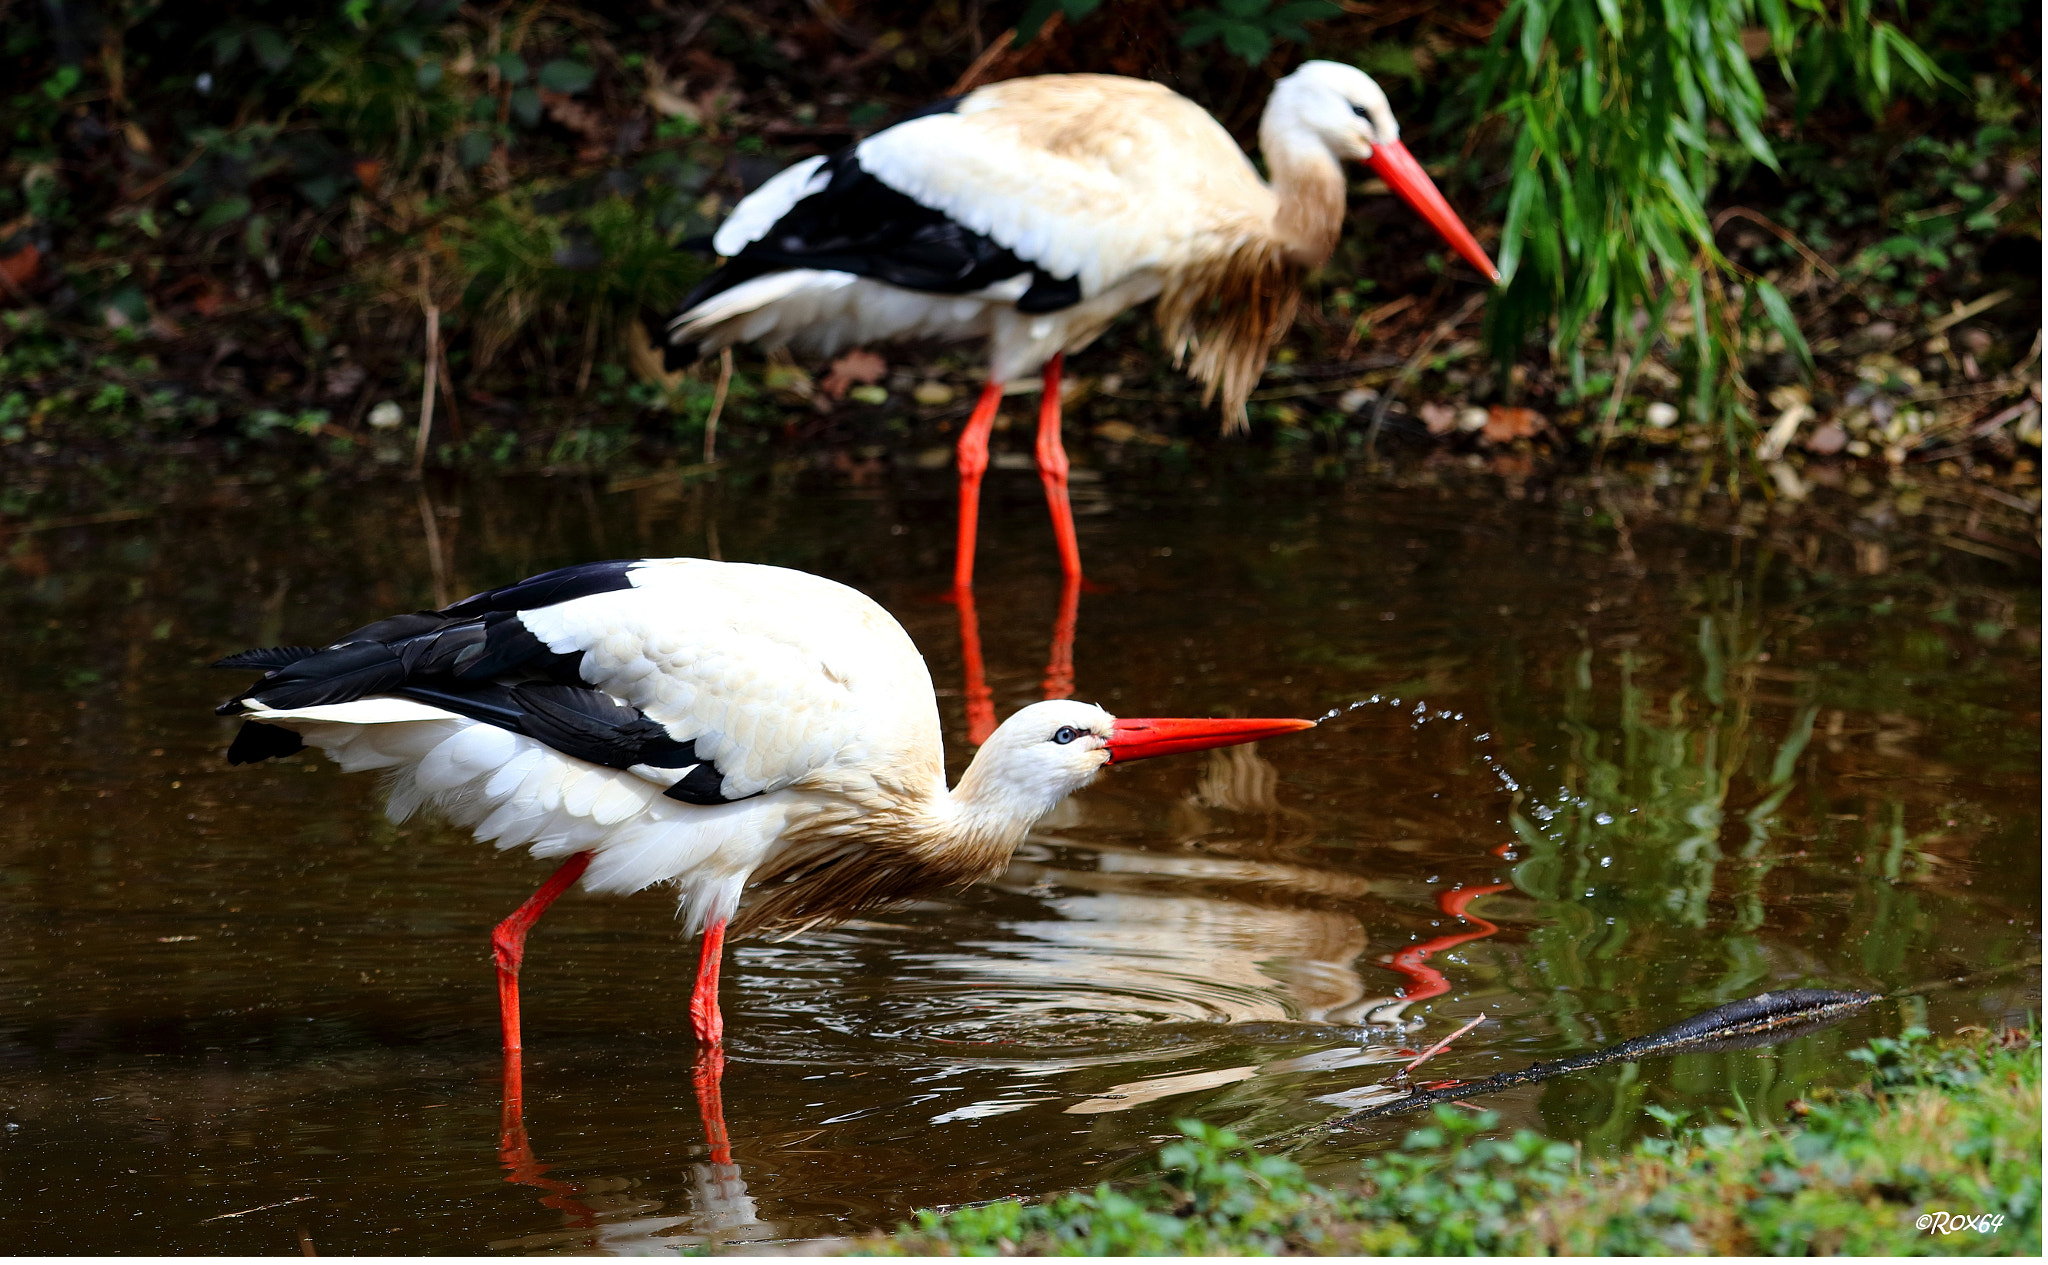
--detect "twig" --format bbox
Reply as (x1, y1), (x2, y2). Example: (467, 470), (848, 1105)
(1365, 291), (1486, 456)
(435, 321), (463, 442)
(416, 487), (451, 609)
(1403, 1014), (1487, 1073)
(412, 301), (439, 478)
(947, 29), (1015, 96)
(200, 1195), (313, 1224)
(1710, 207), (1840, 282)
(1927, 289), (2014, 337)
(703, 346), (733, 463)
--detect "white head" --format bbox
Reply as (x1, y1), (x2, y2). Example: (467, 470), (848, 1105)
(950, 701), (1318, 833)
(1260, 59), (1502, 284)
(1264, 60), (1400, 163)
(955, 699), (1117, 825)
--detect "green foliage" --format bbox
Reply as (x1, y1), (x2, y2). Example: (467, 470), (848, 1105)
(880, 1120), (1326, 1255)
(1475, 0), (1950, 441)
(875, 1027), (2041, 1256)
(1182, 0), (1344, 65)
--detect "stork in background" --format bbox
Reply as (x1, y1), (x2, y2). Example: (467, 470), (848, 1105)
(665, 60), (1500, 590)
(211, 557), (1314, 1165)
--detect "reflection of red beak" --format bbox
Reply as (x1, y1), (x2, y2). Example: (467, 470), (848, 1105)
(1106, 716), (1317, 764)
(1365, 139), (1501, 284)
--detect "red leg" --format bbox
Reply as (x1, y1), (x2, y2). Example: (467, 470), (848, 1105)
(493, 852), (599, 1227)
(956, 585), (996, 745)
(1034, 353), (1083, 582)
(494, 851), (592, 1059)
(953, 379), (1004, 591)
(689, 917), (727, 1046)
(689, 918), (734, 1164)
(1042, 572), (1080, 703)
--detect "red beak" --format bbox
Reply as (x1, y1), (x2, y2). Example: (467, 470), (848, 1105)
(1106, 716), (1317, 764)
(1364, 139), (1501, 284)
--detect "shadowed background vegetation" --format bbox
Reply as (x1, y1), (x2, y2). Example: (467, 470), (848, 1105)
(0, 0), (2038, 482)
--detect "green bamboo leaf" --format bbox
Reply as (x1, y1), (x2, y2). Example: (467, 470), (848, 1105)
(1753, 279), (1814, 377)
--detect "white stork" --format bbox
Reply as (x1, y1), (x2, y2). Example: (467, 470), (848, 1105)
(212, 557), (1312, 1158)
(665, 61), (1499, 588)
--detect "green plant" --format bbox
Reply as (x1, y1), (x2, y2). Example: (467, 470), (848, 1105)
(1474, 0), (1951, 449)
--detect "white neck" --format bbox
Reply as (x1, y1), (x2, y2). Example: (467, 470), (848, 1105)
(1257, 110), (1346, 268)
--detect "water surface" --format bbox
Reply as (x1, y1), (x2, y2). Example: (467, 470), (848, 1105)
(0, 455), (2036, 1253)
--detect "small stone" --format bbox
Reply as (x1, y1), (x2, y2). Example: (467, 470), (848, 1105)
(1645, 402), (1679, 429)
(1338, 387), (1377, 413)
(912, 381), (955, 407)
(1456, 406), (1489, 433)
(1804, 422), (1848, 455)
(368, 401), (404, 429)
(1418, 402), (1457, 435)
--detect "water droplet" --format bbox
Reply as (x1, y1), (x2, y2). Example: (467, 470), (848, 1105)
(1594, 812), (1615, 826)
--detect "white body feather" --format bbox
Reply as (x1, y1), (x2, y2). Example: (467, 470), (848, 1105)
(243, 559), (944, 932)
(669, 73), (1286, 384)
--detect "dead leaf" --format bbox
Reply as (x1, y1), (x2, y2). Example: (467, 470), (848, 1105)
(1483, 406), (1545, 443)
(542, 90), (608, 155)
(820, 349), (887, 400)
(351, 159), (382, 191)
(1418, 401), (1458, 436)
(0, 242), (40, 292)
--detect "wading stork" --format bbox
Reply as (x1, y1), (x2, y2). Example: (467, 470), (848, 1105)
(665, 61), (1499, 588)
(212, 557), (1314, 1161)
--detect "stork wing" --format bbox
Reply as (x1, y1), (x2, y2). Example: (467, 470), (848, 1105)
(215, 558), (943, 805)
(853, 75), (1275, 297)
(679, 95), (1081, 324)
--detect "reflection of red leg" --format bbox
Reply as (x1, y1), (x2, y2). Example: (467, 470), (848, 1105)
(1383, 883), (1510, 1004)
(956, 585), (995, 745)
(498, 1065), (598, 1224)
(1033, 354), (1083, 581)
(494, 851), (593, 1060)
(1042, 573), (1080, 702)
(694, 1042), (733, 1166)
(953, 380), (1004, 591)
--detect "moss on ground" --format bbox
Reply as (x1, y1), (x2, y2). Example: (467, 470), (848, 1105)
(861, 1025), (2039, 1256)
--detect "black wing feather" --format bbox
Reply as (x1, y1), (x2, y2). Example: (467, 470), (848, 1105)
(213, 646), (321, 670)
(213, 559), (748, 802)
(668, 98), (1082, 368)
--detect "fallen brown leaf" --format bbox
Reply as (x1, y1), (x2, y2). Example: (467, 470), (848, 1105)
(0, 242), (39, 292)
(1483, 405), (1545, 443)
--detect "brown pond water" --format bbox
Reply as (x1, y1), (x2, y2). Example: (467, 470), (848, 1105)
(0, 455), (2038, 1253)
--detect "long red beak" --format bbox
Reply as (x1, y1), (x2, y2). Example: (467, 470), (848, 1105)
(1365, 139), (1501, 284)
(1106, 716), (1317, 764)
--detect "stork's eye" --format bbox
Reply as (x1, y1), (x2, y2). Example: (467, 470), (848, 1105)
(1351, 104), (1371, 118)
(1052, 726), (1080, 745)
